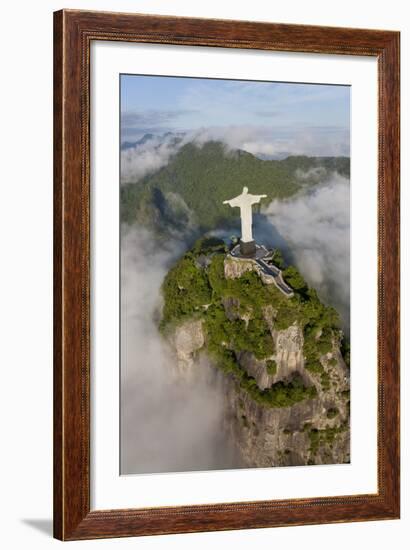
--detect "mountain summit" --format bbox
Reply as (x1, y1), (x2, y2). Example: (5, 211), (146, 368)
(160, 236), (350, 467)
(120, 140), (349, 235)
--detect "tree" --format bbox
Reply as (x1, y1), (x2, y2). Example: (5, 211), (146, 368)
(282, 266), (308, 292)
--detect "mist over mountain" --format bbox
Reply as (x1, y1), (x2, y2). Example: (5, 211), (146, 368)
(119, 74), (352, 475)
(121, 131), (185, 151)
(121, 228), (241, 474)
(120, 135), (351, 474)
(121, 138), (349, 234)
(120, 137), (350, 322)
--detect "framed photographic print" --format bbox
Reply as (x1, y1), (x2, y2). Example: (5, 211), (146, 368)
(53, 9), (400, 540)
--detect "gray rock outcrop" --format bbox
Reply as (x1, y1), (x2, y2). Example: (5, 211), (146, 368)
(168, 316), (350, 468)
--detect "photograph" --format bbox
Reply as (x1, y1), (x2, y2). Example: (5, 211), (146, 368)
(0, 0), (404, 546)
(120, 74), (351, 475)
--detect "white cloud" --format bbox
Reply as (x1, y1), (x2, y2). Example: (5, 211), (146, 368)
(121, 125), (349, 183)
(121, 133), (189, 183)
(192, 125), (349, 157)
(262, 174), (350, 329)
(295, 166), (327, 181)
(121, 226), (239, 474)
(120, 174), (351, 473)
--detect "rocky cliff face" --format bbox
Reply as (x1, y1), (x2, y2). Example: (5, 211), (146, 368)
(168, 312), (350, 468)
(228, 318), (350, 467)
(172, 319), (205, 376)
(161, 239), (350, 469)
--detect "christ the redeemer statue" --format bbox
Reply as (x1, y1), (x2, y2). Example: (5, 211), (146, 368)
(223, 186), (267, 256)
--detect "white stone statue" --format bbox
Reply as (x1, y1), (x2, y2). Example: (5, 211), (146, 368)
(223, 187), (267, 243)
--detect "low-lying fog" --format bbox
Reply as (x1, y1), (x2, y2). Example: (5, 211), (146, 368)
(121, 174), (350, 474)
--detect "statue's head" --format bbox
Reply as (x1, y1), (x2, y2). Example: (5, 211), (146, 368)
(243, 186), (248, 194)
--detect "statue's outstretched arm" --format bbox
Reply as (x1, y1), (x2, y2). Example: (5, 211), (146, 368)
(223, 198), (240, 206)
(249, 193), (268, 204)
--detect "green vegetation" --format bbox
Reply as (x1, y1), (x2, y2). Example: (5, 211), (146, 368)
(304, 361), (324, 375)
(191, 235), (227, 256)
(243, 370), (317, 408)
(308, 423), (348, 455)
(320, 371), (331, 391)
(160, 236), (345, 409)
(282, 266), (308, 292)
(160, 255), (212, 326)
(203, 343), (317, 408)
(303, 317), (339, 390)
(271, 249), (286, 269)
(327, 407), (339, 419)
(121, 140), (350, 231)
(266, 359), (277, 376)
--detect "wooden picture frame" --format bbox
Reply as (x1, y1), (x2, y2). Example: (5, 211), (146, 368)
(53, 9), (400, 540)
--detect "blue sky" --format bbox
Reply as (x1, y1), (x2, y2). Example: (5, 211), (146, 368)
(120, 74), (350, 157)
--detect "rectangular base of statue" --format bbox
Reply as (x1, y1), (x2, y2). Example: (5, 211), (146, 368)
(240, 239), (256, 256)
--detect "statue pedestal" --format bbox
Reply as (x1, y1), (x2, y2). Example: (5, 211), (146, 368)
(240, 240), (256, 257)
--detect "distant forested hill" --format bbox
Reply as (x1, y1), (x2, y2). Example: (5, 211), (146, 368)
(120, 140), (349, 234)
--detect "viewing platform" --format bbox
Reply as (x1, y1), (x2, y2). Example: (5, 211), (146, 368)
(229, 243), (294, 298)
